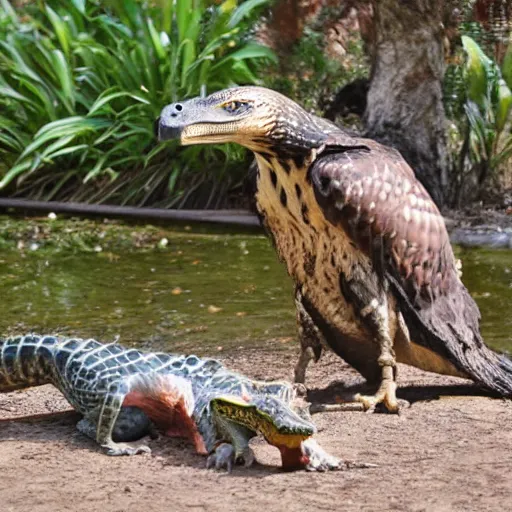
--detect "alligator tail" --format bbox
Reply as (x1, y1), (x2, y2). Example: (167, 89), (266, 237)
(0, 334), (57, 392)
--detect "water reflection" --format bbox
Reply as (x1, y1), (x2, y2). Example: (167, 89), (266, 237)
(1, 230), (510, 354)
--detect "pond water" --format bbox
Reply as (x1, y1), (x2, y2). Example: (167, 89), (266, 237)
(1, 224), (511, 355)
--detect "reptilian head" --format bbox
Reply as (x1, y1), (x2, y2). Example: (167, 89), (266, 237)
(158, 86), (335, 154)
(211, 394), (316, 469)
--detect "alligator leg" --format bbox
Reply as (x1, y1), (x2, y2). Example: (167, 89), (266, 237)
(77, 406), (157, 444)
(76, 417), (98, 440)
(206, 418), (256, 472)
(96, 385), (152, 456)
(112, 406), (159, 442)
(207, 443), (237, 472)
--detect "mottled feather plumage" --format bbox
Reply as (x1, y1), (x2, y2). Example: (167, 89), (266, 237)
(158, 85), (512, 400)
(311, 135), (512, 396)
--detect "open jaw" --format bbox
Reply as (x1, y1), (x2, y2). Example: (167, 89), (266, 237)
(211, 396), (316, 470)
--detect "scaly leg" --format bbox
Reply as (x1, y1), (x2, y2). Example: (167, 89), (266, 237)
(294, 288), (326, 384)
(206, 416), (256, 472)
(355, 298), (399, 413)
(78, 408), (156, 442)
(96, 384), (151, 456)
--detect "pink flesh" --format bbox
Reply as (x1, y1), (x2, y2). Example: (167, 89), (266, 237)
(277, 444), (309, 471)
(123, 391), (207, 455)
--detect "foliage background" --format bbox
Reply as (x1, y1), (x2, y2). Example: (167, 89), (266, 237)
(0, 0), (511, 208)
(0, 0), (274, 207)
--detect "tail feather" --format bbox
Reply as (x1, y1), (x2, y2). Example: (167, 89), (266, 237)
(390, 274), (512, 398)
(464, 345), (512, 397)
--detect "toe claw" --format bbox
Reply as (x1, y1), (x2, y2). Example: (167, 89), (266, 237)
(103, 441), (151, 456)
(355, 390), (400, 414)
(207, 443), (236, 473)
(236, 447), (255, 468)
(302, 439), (343, 472)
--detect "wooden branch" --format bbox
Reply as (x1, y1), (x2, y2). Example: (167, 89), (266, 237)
(0, 198), (261, 228)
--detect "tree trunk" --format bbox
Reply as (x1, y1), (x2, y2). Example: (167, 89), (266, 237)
(364, 0), (449, 207)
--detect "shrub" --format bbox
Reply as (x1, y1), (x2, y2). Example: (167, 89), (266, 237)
(460, 35), (512, 185)
(0, 0), (275, 207)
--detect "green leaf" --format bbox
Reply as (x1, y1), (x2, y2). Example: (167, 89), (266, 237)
(45, 5), (71, 58)
(84, 155), (107, 183)
(229, 0), (268, 28)
(70, 0), (86, 14)
(18, 117), (110, 160)
(0, 132), (23, 152)
(159, 0), (174, 34)
(45, 144), (89, 161)
(51, 49), (75, 110)
(88, 90), (130, 116)
(0, 160), (31, 190)
(40, 134), (77, 159)
(496, 79), (512, 134)
(224, 42), (277, 63)
(168, 165), (181, 193)
(0, 0), (19, 26)
(146, 17), (166, 61)
(0, 86), (38, 109)
(461, 35), (491, 107)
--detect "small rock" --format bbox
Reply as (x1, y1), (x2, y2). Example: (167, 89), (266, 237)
(208, 305), (222, 314)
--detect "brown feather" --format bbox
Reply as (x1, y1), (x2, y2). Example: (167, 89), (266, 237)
(310, 134), (512, 396)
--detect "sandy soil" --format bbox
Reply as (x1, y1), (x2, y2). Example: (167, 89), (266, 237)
(1, 347), (511, 512)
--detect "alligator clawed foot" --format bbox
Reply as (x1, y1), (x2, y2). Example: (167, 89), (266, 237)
(206, 443), (255, 472)
(206, 443), (235, 472)
(301, 439), (377, 472)
(102, 441), (151, 456)
(301, 439), (343, 472)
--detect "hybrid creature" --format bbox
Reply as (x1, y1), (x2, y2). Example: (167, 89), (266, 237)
(0, 334), (342, 472)
(158, 86), (512, 412)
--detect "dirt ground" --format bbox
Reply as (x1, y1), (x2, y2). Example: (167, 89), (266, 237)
(1, 347), (511, 512)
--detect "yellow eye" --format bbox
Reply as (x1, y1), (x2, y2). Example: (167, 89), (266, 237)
(223, 101), (246, 113)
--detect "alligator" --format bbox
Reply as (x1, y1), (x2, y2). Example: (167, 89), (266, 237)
(0, 334), (345, 472)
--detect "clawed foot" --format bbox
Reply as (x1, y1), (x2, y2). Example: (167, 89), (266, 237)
(102, 440), (152, 456)
(302, 439), (343, 472)
(355, 372), (400, 413)
(206, 443), (255, 473)
(302, 439), (377, 472)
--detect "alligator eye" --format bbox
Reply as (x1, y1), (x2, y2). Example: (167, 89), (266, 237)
(223, 101), (247, 113)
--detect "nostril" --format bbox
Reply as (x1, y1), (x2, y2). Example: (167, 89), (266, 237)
(175, 104), (183, 112)
(170, 113), (177, 117)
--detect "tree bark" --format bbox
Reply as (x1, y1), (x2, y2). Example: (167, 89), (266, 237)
(364, 0), (449, 206)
